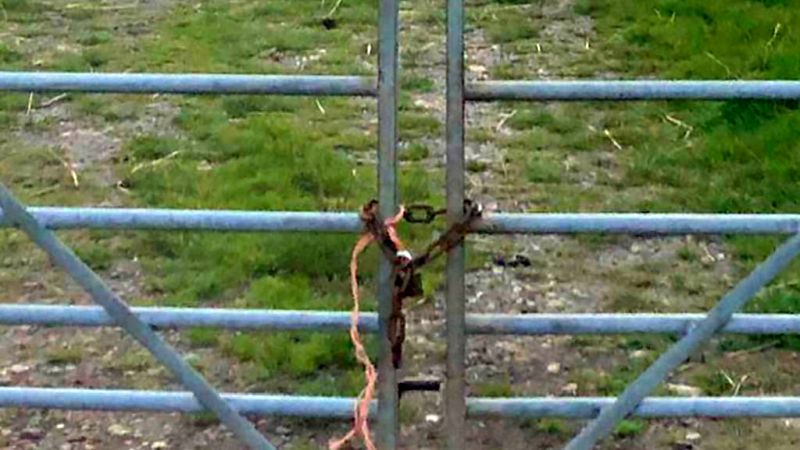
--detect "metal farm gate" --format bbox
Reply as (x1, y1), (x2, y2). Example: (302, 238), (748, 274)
(3, 1), (800, 449)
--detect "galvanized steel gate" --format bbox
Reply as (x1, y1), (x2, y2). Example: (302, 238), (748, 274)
(3, 1), (800, 449)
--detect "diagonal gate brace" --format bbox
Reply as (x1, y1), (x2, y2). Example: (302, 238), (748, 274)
(565, 233), (800, 450)
(0, 183), (276, 450)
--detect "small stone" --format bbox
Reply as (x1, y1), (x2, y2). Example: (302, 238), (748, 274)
(20, 427), (44, 440)
(275, 426), (291, 435)
(60, 444), (72, 450)
(546, 299), (566, 310)
(1, 428), (12, 436)
(514, 255), (532, 267)
(413, 99), (436, 110)
(547, 362), (561, 374)
(685, 431), (701, 441)
(672, 444), (693, 450)
(667, 383), (703, 397)
(66, 433), (87, 443)
(10, 364), (30, 374)
(151, 442), (168, 449)
(468, 64), (488, 76)
(785, 418), (800, 429)
(630, 350), (650, 359)
(425, 414), (441, 424)
(56, 423), (65, 430)
(561, 383), (578, 396)
(107, 424), (131, 436)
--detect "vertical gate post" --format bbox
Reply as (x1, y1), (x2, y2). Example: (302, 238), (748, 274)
(446, 0), (467, 448)
(377, 0), (400, 448)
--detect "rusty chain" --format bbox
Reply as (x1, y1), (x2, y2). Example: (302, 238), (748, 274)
(359, 199), (483, 368)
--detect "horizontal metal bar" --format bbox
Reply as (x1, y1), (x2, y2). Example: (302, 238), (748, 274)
(0, 304), (378, 332)
(4, 208), (800, 235)
(5, 388), (799, 419)
(0, 207), (361, 232)
(0, 387), (370, 418)
(6, 305), (800, 336)
(466, 80), (800, 101)
(467, 313), (800, 335)
(0, 72), (376, 96)
(468, 397), (800, 418)
(477, 213), (800, 235)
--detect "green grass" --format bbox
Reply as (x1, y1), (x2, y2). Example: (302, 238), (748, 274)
(110, 0), (446, 395)
(742, 287), (800, 350)
(400, 143), (431, 162)
(473, 377), (514, 397)
(0, 0), (447, 398)
(109, 350), (154, 372)
(400, 111), (443, 139)
(4, 0), (796, 434)
(690, 370), (733, 396)
(533, 418), (570, 436)
(187, 328), (219, 347)
(45, 346), (83, 365)
(614, 419), (646, 438)
(138, 1), (375, 75)
(466, 160), (489, 173)
(470, 3), (541, 44)
(402, 75), (436, 92)
(572, 0), (800, 216)
(127, 115), (375, 296)
(493, 0), (800, 222)
(485, 1), (800, 324)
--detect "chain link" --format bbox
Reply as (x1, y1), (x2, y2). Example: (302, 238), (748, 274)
(359, 199), (483, 368)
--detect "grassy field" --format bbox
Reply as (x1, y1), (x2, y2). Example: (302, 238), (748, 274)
(469, 0), (800, 446)
(481, 0), (800, 316)
(577, 0), (800, 335)
(0, 0), (446, 399)
(2, 0), (800, 448)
